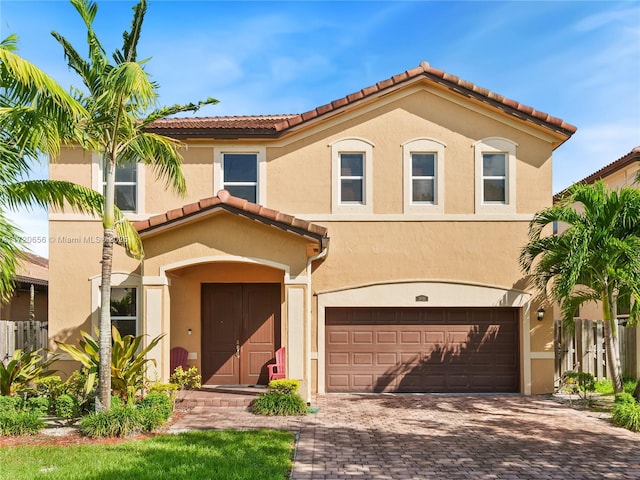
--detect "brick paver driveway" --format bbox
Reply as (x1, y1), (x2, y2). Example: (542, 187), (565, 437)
(170, 394), (640, 479)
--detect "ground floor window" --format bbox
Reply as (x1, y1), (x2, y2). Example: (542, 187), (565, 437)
(110, 287), (137, 337)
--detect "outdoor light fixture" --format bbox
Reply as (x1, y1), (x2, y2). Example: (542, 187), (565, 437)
(187, 328), (192, 335)
(537, 308), (545, 321)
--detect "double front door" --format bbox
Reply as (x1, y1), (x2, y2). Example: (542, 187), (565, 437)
(201, 283), (281, 385)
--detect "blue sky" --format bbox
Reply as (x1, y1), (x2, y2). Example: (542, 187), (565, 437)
(1, 0), (639, 257)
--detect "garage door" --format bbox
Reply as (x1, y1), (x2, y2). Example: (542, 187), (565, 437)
(326, 307), (519, 393)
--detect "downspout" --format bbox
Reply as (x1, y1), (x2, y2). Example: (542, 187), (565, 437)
(305, 241), (328, 403)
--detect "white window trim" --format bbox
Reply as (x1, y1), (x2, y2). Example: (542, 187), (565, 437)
(402, 138), (446, 214)
(330, 138), (374, 214)
(213, 146), (266, 205)
(473, 137), (517, 214)
(92, 152), (145, 215)
(90, 273), (141, 336)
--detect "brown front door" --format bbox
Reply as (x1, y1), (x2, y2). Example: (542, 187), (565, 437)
(201, 283), (280, 385)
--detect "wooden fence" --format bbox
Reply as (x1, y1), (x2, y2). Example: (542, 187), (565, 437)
(0, 320), (48, 362)
(555, 319), (637, 386)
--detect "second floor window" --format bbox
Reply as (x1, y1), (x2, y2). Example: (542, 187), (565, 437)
(340, 153), (365, 203)
(223, 153), (258, 203)
(104, 161), (137, 212)
(411, 153), (436, 203)
(482, 153), (507, 204)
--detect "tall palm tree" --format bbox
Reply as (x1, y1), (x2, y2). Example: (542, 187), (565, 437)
(0, 35), (128, 303)
(520, 181), (640, 393)
(51, 0), (217, 410)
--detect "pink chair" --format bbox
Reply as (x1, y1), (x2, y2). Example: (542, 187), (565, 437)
(170, 347), (189, 373)
(268, 347), (286, 381)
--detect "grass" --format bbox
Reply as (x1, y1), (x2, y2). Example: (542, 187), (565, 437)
(0, 430), (294, 480)
(594, 377), (638, 396)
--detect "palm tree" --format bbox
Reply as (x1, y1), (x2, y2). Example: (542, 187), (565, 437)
(0, 35), (124, 303)
(51, 0), (217, 410)
(520, 181), (640, 394)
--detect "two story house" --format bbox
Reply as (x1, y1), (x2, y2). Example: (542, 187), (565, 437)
(48, 62), (576, 399)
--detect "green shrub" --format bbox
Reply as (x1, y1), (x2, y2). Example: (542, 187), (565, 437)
(27, 396), (49, 414)
(35, 375), (64, 401)
(55, 394), (79, 420)
(137, 407), (166, 432)
(79, 405), (143, 438)
(0, 395), (19, 413)
(169, 366), (201, 390)
(612, 402), (640, 431)
(0, 410), (44, 435)
(252, 391), (307, 416)
(149, 382), (179, 398)
(268, 379), (299, 394)
(615, 392), (637, 405)
(140, 392), (173, 420)
(560, 371), (596, 396)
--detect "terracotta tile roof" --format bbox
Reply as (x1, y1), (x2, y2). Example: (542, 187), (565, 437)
(15, 252), (48, 286)
(554, 146), (640, 201)
(146, 62), (576, 140)
(149, 114), (297, 132)
(134, 190), (329, 247)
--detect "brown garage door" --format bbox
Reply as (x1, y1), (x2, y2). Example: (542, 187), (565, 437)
(326, 307), (519, 393)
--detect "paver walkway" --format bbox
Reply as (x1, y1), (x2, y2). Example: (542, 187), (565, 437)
(169, 394), (640, 479)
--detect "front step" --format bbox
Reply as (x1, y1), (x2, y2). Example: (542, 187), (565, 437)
(175, 389), (262, 409)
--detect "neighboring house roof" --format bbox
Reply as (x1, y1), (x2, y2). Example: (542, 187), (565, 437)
(15, 252), (49, 287)
(147, 61), (576, 142)
(554, 146), (640, 201)
(133, 190), (329, 248)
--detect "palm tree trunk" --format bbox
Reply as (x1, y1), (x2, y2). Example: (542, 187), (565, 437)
(96, 157), (117, 412)
(602, 288), (623, 393)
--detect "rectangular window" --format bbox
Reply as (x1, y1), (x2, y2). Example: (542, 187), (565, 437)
(482, 153), (507, 203)
(411, 153), (436, 203)
(223, 153), (258, 203)
(340, 153), (364, 203)
(110, 287), (137, 337)
(103, 161), (137, 212)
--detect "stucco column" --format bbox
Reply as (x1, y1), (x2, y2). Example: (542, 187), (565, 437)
(143, 277), (170, 382)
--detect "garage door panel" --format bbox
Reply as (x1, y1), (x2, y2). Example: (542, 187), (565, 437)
(326, 307), (519, 393)
(377, 331), (397, 343)
(353, 353), (374, 365)
(377, 352), (397, 365)
(353, 331), (374, 344)
(328, 331), (349, 344)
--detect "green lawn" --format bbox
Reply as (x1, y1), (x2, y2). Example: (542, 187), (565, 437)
(0, 430), (294, 480)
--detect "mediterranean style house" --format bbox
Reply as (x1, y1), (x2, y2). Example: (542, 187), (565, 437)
(48, 62), (576, 399)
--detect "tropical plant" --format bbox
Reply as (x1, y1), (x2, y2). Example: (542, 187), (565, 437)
(0, 35), (128, 304)
(56, 326), (165, 404)
(520, 181), (640, 394)
(48, 0), (216, 410)
(0, 348), (58, 396)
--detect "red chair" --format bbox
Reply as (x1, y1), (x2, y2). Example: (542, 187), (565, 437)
(170, 347), (189, 373)
(268, 347), (286, 381)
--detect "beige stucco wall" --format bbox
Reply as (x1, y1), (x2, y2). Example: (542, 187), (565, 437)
(266, 87), (554, 216)
(0, 288), (48, 323)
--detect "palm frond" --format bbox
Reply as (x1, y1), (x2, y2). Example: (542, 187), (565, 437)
(141, 97), (219, 128)
(123, 132), (186, 195)
(113, 0), (147, 64)
(0, 216), (26, 303)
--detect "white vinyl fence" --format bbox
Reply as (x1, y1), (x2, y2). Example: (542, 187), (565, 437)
(0, 320), (48, 362)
